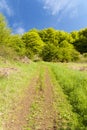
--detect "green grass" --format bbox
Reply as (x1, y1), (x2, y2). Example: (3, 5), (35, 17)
(0, 60), (87, 129)
(0, 60), (38, 129)
(24, 64), (45, 130)
(49, 62), (87, 128)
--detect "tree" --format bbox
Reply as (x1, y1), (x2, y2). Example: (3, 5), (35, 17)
(8, 35), (26, 56)
(22, 31), (45, 58)
(41, 43), (59, 62)
(0, 14), (13, 58)
(59, 40), (80, 62)
(39, 28), (59, 46)
(0, 13), (11, 45)
(71, 29), (87, 53)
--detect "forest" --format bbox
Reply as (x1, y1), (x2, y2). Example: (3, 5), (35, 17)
(0, 13), (87, 62)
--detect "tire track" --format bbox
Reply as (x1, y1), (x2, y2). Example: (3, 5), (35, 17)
(3, 73), (40, 130)
(27, 67), (56, 130)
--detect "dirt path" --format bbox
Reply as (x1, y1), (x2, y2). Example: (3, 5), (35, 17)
(41, 68), (55, 129)
(3, 67), (58, 130)
(26, 67), (56, 130)
(3, 73), (40, 130)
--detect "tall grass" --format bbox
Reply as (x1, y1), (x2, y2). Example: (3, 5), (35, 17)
(50, 63), (87, 128)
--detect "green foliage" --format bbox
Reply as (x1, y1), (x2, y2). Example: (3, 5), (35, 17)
(0, 13), (86, 62)
(39, 28), (73, 45)
(22, 31), (44, 58)
(41, 40), (80, 62)
(71, 29), (87, 53)
(83, 53), (87, 57)
(0, 45), (17, 59)
(47, 65), (79, 129)
(59, 40), (80, 62)
(50, 63), (87, 128)
(41, 43), (59, 62)
(39, 28), (79, 62)
(8, 35), (26, 56)
(0, 13), (11, 45)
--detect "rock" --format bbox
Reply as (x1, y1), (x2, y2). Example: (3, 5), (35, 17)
(20, 56), (32, 64)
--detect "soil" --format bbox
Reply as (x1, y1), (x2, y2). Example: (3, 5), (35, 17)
(3, 74), (39, 130)
(41, 68), (55, 130)
(3, 68), (57, 130)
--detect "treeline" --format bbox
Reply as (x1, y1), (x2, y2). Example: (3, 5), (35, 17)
(0, 13), (87, 62)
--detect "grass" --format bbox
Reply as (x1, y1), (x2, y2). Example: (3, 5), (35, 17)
(0, 60), (87, 129)
(49, 62), (87, 128)
(0, 60), (38, 129)
(25, 96), (44, 130)
(24, 64), (45, 130)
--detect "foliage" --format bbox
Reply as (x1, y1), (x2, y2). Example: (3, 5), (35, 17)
(83, 53), (87, 58)
(0, 45), (17, 59)
(22, 31), (45, 58)
(0, 13), (86, 62)
(71, 29), (87, 53)
(8, 35), (26, 56)
(41, 40), (80, 62)
(39, 28), (80, 62)
(0, 13), (11, 45)
(41, 43), (59, 62)
(59, 40), (80, 62)
(50, 63), (87, 128)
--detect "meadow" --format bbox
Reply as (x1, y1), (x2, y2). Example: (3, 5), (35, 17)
(49, 62), (87, 129)
(0, 59), (87, 130)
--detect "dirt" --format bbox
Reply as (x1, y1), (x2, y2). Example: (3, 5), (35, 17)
(68, 64), (87, 71)
(3, 67), (57, 130)
(3, 74), (39, 130)
(41, 68), (55, 130)
(0, 67), (18, 77)
(25, 68), (57, 130)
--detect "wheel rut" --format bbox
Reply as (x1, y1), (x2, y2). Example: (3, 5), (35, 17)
(3, 67), (57, 130)
(26, 67), (56, 130)
(3, 73), (40, 130)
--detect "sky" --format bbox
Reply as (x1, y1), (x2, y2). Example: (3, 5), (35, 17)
(0, 0), (87, 34)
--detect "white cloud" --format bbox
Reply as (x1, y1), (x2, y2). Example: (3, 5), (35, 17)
(43, 0), (70, 15)
(15, 27), (25, 34)
(13, 23), (25, 34)
(40, 0), (80, 19)
(0, 0), (13, 16)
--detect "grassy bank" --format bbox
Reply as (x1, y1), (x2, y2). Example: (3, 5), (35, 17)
(0, 60), (38, 129)
(49, 62), (87, 128)
(0, 61), (87, 129)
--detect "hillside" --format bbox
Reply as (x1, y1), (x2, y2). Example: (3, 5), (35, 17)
(0, 13), (87, 63)
(0, 13), (87, 130)
(0, 59), (87, 129)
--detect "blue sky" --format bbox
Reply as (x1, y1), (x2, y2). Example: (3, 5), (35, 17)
(0, 0), (87, 34)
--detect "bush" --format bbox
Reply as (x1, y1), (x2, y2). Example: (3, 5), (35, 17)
(8, 35), (26, 56)
(41, 43), (59, 62)
(0, 45), (17, 59)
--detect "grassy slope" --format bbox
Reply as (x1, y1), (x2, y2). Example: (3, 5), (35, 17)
(49, 62), (87, 128)
(0, 61), (87, 129)
(0, 60), (38, 129)
(25, 62), (79, 129)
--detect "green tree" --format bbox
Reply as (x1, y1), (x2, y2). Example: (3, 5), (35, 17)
(39, 28), (73, 47)
(39, 28), (59, 46)
(71, 29), (87, 53)
(8, 35), (26, 56)
(41, 43), (59, 62)
(22, 31), (44, 58)
(0, 14), (13, 58)
(0, 13), (11, 45)
(59, 40), (80, 62)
